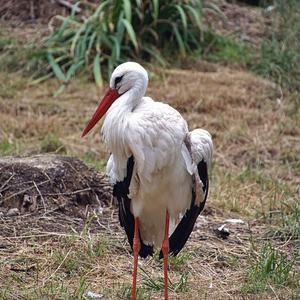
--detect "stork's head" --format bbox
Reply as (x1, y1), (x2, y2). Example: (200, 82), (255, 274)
(82, 62), (148, 137)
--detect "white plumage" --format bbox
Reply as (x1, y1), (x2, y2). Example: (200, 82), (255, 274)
(100, 62), (213, 247)
(82, 62), (213, 300)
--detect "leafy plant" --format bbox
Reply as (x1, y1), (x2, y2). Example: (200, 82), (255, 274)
(41, 0), (222, 90)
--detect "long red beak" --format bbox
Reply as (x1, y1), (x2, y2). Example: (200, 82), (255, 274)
(82, 88), (120, 137)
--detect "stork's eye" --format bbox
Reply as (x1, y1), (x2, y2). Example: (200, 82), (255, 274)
(114, 75), (123, 88)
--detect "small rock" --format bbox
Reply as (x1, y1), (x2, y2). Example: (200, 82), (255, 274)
(6, 208), (20, 217)
(84, 291), (103, 299)
(225, 218), (245, 225)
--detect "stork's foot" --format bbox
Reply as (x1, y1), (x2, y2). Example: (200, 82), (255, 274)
(162, 211), (170, 300)
(132, 218), (140, 300)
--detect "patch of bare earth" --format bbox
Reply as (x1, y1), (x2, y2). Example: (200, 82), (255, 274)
(205, 0), (270, 47)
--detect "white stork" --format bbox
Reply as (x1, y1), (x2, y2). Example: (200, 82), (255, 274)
(82, 62), (213, 300)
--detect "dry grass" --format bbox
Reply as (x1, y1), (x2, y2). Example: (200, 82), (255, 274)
(0, 63), (299, 299)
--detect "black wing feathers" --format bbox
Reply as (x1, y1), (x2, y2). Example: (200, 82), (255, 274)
(113, 156), (154, 258)
(160, 160), (209, 258)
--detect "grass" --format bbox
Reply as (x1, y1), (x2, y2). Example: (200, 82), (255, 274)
(81, 151), (107, 172)
(0, 2), (300, 298)
(0, 29), (46, 77)
(266, 196), (300, 241)
(0, 138), (21, 156)
(245, 243), (299, 293)
(40, 134), (67, 154)
(202, 31), (250, 66)
(1, 58), (299, 298)
(250, 0), (300, 90)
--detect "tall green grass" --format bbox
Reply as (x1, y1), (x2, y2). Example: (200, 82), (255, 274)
(252, 0), (300, 90)
(245, 243), (298, 293)
(40, 0), (223, 90)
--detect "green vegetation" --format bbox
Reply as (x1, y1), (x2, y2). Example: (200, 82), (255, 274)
(266, 196), (300, 241)
(40, 134), (67, 153)
(252, 0), (300, 90)
(41, 0), (211, 90)
(0, 30), (45, 76)
(245, 243), (299, 293)
(0, 138), (21, 156)
(81, 151), (107, 171)
(202, 31), (249, 65)
(0, 0), (300, 299)
(139, 267), (189, 292)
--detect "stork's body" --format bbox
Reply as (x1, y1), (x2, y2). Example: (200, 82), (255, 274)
(82, 62), (213, 300)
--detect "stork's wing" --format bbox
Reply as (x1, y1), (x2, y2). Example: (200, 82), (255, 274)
(159, 160), (209, 258)
(160, 128), (213, 258)
(113, 156), (154, 258)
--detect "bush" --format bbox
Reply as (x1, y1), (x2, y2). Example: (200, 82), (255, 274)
(42, 0), (210, 89)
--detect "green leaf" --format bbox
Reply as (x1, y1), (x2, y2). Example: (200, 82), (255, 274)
(143, 45), (166, 66)
(205, 3), (226, 20)
(47, 52), (66, 82)
(31, 73), (53, 85)
(66, 59), (84, 81)
(54, 84), (66, 97)
(123, 0), (132, 23)
(93, 53), (103, 87)
(184, 4), (202, 30)
(121, 19), (138, 51)
(174, 5), (187, 33)
(135, 0), (142, 7)
(152, 0), (159, 22)
(70, 23), (87, 57)
(172, 24), (186, 56)
(85, 31), (97, 62)
(93, 0), (110, 17)
(111, 36), (121, 61)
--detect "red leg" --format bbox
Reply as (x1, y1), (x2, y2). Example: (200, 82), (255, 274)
(132, 217), (140, 300)
(162, 210), (170, 300)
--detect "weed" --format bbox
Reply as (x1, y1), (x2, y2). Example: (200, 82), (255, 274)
(0, 138), (21, 155)
(251, 0), (300, 90)
(202, 31), (250, 65)
(0, 73), (26, 98)
(0, 30), (46, 76)
(251, 38), (299, 87)
(169, 252), (192, 269)
(37, 0), (225, 90)
(140, 267), (189, 293)
(73, 276), (88, 299)
(40, 134), (67, 153)
(245, 243), (298, 293)
(120, 284), (151, 300)
(81, 151), (106, 171)
(266, 196), (300, 241)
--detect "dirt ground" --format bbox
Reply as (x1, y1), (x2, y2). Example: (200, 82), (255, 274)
(0, 1), (299, 299)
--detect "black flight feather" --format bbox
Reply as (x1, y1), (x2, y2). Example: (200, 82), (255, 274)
(159, 159), (209, 258)
(113, 156), (154, 258)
